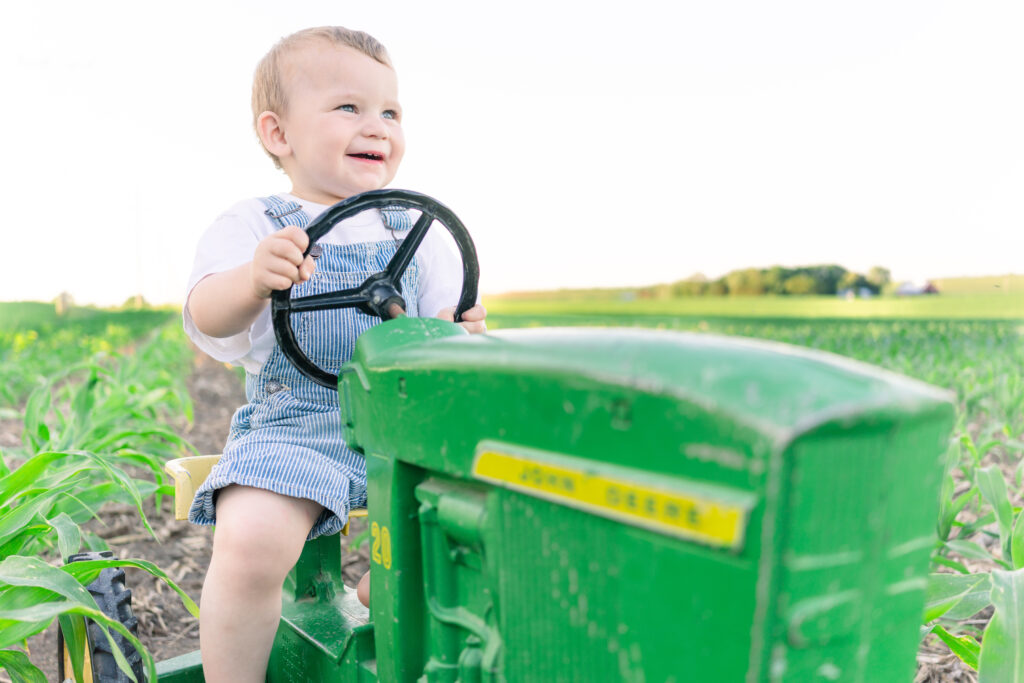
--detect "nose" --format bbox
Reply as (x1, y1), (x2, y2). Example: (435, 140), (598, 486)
(361, 114), (388, 139)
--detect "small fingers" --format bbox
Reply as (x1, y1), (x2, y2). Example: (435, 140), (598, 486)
(436, 305), (487, 333)
(254, 272), (296, 296)
(298, 256), (316, 282)
(268, 236), (305, 268)
(459, 321), (487, 333)
(278, 225), (310, 252)
(460, 304), (487, 322)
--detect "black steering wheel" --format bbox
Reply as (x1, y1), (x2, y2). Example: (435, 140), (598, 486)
(270, 189), (479, 389)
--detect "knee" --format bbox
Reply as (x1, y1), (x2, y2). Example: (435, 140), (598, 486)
(211, 519), (303, 588)
(209, 487), (322, 586)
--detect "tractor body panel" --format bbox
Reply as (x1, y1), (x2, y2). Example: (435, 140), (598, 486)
(339, 318), (952, 682)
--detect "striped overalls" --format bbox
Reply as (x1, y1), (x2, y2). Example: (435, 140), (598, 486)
(189, 196), (419, 539)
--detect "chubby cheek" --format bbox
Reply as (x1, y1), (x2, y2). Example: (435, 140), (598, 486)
(388, 130), (406, 175)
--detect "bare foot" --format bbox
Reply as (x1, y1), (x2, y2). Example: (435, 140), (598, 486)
(356, 571), (370, 607)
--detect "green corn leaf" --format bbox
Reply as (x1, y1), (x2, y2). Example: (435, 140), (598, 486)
(21, 385), (52, 453)
(961, 434), (981, 468)
(0, 595), (155, 683)
(46, 513), (81, 563)
(58, 368), (99, 451)
(978, 466), (1015, 559)
(1011, 511), (1024, 570)
(0, 482), (80, 550)
(925, 572), (992, 622)
(63, 558), (199, 618)
(0, 583), (64, 647)
(931, 623), (980, 670)
(957, 511), (998, 539)
(931, 556), (971, 574)
(0, 451), (74, 509)
(945, 539), (998, 562)
(0, 619), (51, 652)
(57, 613), (88, 683)
(76, 453), (156, 537)
(978, 439), (1004, 455)
(0, 648), (47, 683)
(80, 531), (109, 554)
(0, 527), (51, 561)
(0, 556), (160, 682)
(978, 568), (1024, 682)
(96, 615), (141, 683)
(939, 487), (977, 541)
(0, 556), (94, 605)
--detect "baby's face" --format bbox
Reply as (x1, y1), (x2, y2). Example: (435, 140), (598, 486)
(278, 42), (405, 205)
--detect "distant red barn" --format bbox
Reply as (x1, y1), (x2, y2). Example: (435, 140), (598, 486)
(895, 281), (940, 296)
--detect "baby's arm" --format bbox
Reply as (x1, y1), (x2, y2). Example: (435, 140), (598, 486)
(188, 226), (315, 338)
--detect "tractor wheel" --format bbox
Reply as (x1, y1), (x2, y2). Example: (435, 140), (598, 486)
(57, 551), (145, 683)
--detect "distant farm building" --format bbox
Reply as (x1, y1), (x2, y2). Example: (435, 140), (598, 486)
(838, 287), (876, 300)
(895, 281), (939, 296)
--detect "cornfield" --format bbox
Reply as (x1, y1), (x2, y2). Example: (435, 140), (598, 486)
(0, 304), (198, 682)
(1, 299), (1022, 680)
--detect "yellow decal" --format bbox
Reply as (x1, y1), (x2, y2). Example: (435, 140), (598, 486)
(371, 522), (392, 569)
(473, 448), (749, 550)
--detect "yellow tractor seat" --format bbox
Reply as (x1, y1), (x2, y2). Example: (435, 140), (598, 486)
(164, 455), (367, 534)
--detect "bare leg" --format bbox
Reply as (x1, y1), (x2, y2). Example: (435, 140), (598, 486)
(356, 570), (370, 607)
(199, 485), (323, 683)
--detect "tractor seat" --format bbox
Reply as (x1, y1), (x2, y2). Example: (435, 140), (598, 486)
(164, 455), (367, 534)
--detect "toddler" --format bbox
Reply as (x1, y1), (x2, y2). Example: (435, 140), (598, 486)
(183, 26), (486, 682)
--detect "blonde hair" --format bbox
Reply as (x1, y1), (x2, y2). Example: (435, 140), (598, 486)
(252, 26), (393, 168)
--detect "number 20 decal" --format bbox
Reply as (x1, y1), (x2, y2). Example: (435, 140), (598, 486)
(371, 521), (392, 569)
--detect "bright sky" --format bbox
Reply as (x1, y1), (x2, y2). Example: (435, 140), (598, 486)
(2, 1), (1022, 306)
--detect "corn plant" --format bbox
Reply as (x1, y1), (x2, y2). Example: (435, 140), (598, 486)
(0, 448), (199, 682)
(0, 304), (175, 409)
(0, 319), (200, 681)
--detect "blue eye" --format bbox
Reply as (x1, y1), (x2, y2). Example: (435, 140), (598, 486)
(337, 104), (356, 113)
(382, 110), (399, 121)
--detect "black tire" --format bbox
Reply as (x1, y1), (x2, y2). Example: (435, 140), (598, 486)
(58, 551), (145, 683)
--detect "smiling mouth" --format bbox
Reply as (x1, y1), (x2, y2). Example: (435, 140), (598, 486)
(349, 152), (384, 161)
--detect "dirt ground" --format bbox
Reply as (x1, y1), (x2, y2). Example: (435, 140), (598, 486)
(16, 349), (370, 681)
(6, 347), (973, 681)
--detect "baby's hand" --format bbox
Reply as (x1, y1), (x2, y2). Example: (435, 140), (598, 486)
(437, 304), (487, 334)
(250, 226), (316, 299)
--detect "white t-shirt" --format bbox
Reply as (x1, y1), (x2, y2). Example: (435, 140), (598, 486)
(184, 194), (466, 374)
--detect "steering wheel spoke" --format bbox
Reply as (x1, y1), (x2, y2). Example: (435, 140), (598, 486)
(385, 210), (434, 282)
(270, 189), (479, 389)
(287, 287), (371, 313)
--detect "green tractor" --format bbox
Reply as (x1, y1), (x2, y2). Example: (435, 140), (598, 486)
(69, 190), (953, 682)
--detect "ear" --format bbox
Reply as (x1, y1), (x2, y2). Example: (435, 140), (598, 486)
(256, 111), (290, 160)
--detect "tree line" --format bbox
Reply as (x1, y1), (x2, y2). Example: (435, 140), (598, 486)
(640, 265), (893, 298)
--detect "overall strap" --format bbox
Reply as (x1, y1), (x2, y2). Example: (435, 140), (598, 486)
(259, 195), (311, 229)
(261, 195), (411, 232)
(380, 206), (412, 232)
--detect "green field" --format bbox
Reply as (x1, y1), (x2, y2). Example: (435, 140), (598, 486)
(2, 292), (1022, 676)
(483, 292), (1024, 319)
(933, 273), (1024, 294)
(482, 292), (1023, 428)
(0, 302), (177, 407)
